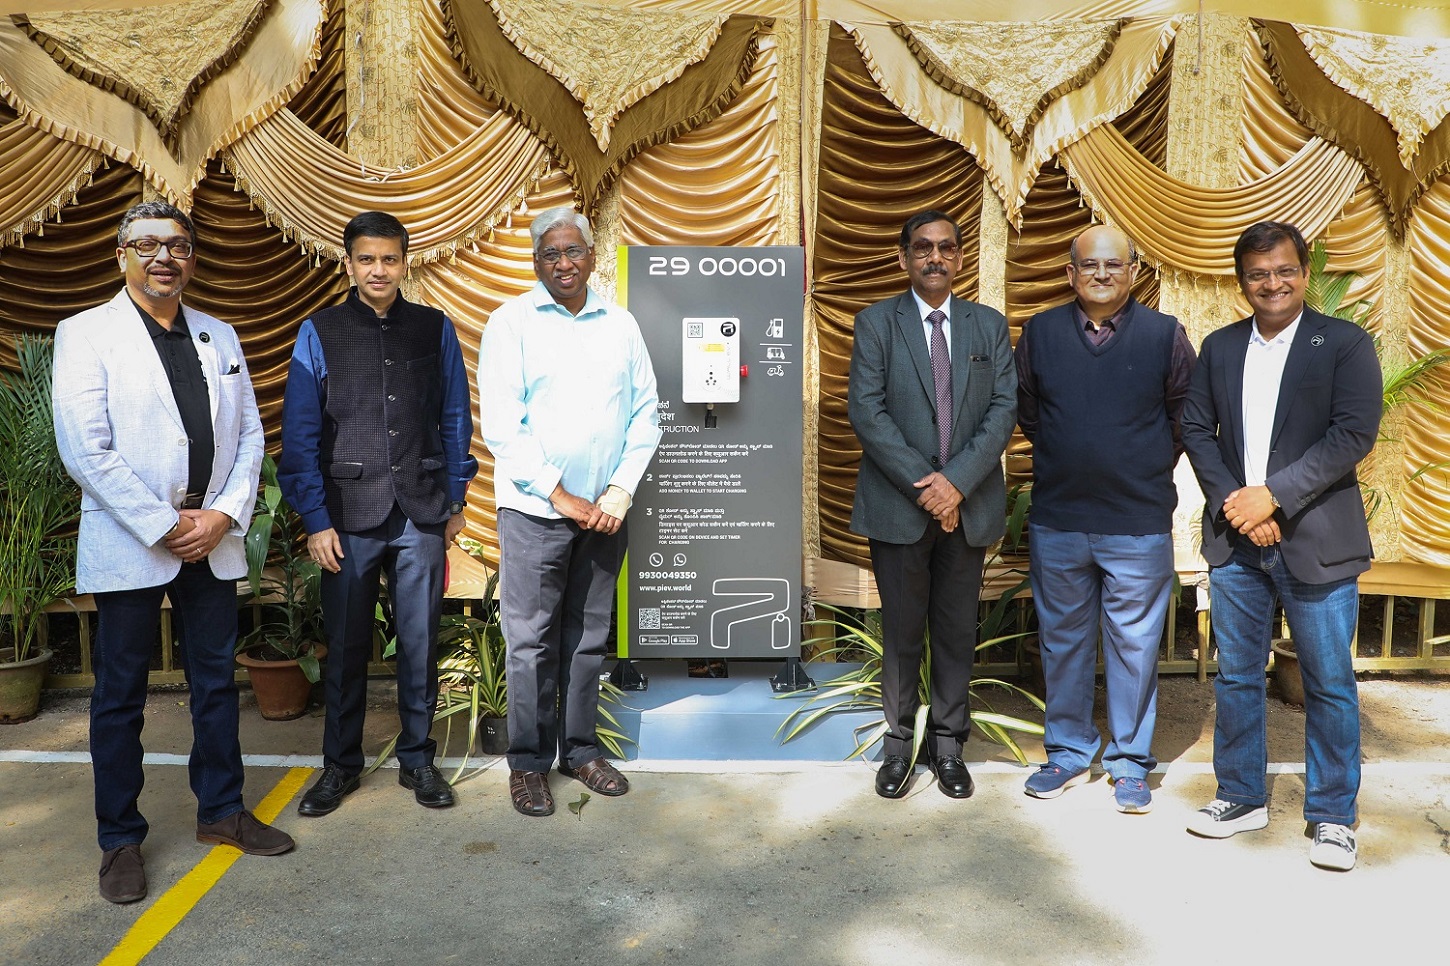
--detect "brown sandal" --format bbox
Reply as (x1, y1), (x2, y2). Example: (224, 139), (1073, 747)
(559, 757), (630, 797)
(509, 769), (554, 816)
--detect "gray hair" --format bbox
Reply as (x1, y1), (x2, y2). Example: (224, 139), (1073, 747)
(117, 201), (195, 248)
(529, 207), (594, 251)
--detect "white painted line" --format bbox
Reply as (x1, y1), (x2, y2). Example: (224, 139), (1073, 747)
(5, 749), (1450, 776)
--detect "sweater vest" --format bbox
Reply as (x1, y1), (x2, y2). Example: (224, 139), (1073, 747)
(311, 293), (450, 532)
(1023, 300), (1178, 535)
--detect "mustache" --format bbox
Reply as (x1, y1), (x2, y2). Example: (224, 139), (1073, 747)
(922, 264), (949, 275)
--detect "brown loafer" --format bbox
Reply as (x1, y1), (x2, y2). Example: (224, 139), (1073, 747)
(99, 844), (147, 904)
(559, 756), (630, 797)
(509, 769), (555, 817)
(197, 809), (296, 855)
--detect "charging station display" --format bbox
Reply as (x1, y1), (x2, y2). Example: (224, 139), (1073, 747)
(618, 246), (805, 659)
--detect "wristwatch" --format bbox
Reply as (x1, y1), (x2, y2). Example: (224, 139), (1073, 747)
(1266, 489), (1280, 510)
(449, 501), (467, 515)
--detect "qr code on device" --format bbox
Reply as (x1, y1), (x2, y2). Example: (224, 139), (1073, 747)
(638, 608), (661, 630)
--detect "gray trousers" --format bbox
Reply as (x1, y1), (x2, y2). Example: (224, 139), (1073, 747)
(497, 508), (625, 773)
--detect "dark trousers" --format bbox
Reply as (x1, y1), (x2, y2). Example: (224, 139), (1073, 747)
(870, 527), (986, 759)
(91, 562), (245, 850)
(320, 505), (446, 773)
(497, 508), (624, 773)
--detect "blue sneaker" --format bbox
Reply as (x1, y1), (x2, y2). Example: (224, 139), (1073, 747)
(1111, 776), (1152, 813)
(1023, 763), (1089, 799)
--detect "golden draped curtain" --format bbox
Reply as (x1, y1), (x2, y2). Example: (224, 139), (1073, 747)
(4, 2), (1450, 571)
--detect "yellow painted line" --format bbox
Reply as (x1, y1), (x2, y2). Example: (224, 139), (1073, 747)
(98, 767), (312, 966)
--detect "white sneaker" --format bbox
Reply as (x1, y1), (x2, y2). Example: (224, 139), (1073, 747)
(1186, 799), (1270, 838)
(1309, 823), (1357, 871)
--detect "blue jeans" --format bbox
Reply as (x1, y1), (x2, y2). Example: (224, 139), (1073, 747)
(1210, 542), (1361, 825)
(91, 562), (245, 850)
(1029, 525), (1171, 780)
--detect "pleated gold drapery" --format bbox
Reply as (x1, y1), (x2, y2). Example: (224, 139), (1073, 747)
(0, 0), (325, 205)
(1059, 125), (1362, 274)
(442, 0), (771, 215)
(0, 118), (102, 247)
(813, 23), (984, 569)
(4, 2), (1450, 571)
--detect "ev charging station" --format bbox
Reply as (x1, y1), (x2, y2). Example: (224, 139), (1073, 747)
(617, 246), (805, 663)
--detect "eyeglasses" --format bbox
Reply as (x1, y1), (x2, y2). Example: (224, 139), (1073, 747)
(536, 245), (591, 264)
(123, 237), (194, 259)
(1242, 266), (1304, 284)
(906, 240), (960, 260)
(1072, 259), (1131, 277)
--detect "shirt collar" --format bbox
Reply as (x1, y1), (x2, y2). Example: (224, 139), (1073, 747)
(129, 292), (189, 339)
(529, 280), (605, 319)
(1073, 298), (1131, 332)
(910, 289), (951, 322)
(1250, 312), (1303, 346)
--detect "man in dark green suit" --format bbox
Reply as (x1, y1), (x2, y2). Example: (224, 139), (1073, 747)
(847, 210), (1018, 799)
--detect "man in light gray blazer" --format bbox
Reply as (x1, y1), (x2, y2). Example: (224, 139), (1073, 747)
(848, 209), (1017, 799)
(53, 202), (294, 905)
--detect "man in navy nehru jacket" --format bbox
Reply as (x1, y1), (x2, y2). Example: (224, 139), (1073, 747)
(1015, 224), (1195, 814)
(280, 211), (478, 817)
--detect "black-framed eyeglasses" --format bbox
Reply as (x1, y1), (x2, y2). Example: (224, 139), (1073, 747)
(906, 240), (960, 260)
(536, 245), (591, 264)
(123, 237), (194, 259)
(1242, 266), (1304, 284)
(1072, 259), (1131, 277)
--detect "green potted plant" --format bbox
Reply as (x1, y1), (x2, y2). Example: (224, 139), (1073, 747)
(0, 335), (79, 723)
(236, 454), (326, 720)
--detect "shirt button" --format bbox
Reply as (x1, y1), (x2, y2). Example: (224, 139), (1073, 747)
(391, 465), (400, 472)
(387, 394), (396, 402)
(384, 359), (393, 366)
(388, 430), (398, 437)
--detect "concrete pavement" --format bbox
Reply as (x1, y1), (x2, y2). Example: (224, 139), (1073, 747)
(2, 675), (1449, 966)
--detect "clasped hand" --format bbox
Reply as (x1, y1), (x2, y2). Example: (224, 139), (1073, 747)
(914, 472), (962, 534)
(1223, 485), (1281, 547)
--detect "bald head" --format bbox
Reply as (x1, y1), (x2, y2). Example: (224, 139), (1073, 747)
(1067, 225), (1138, 322)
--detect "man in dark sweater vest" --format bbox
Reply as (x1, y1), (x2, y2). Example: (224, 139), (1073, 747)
(1015, 225), (1196, 814)
(279, 211), (478, 815)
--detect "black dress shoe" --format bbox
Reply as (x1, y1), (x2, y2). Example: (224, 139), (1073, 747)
(932, 755), (975, 799)
(875, 755), (913, 799)
(399, 764), (455, 808)
(298, 763), (360, 817)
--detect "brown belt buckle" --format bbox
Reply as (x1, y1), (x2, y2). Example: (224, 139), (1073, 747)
(181, 494), (204, 509)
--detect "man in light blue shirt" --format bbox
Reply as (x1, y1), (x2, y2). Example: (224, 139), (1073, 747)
(478, 206), (661, 817)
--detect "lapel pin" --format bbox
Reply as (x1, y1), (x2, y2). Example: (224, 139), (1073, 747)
(1311, 335), (1324, 346)
(198, 332), (211, 343)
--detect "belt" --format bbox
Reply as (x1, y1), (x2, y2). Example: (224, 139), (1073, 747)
(181, 494), (205, 510)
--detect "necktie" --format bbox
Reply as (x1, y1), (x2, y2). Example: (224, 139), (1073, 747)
(927, 309), (951, 464)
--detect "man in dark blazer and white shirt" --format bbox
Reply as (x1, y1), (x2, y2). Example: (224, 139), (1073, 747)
(848, 210), (1017, 799)
(1181, 221), (1381, 871)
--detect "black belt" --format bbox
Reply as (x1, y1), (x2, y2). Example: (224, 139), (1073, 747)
(181, 494), (205, 510)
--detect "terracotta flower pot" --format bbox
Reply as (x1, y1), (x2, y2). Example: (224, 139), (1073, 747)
(0, 647), (53, 724)
(237, 644), (326, 721)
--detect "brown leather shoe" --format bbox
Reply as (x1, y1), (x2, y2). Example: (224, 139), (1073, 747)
(99, 844), (147, 904)
(559, 756), (630, 797)
(196, 809), (296, 855)
(509, 769), (555, 817)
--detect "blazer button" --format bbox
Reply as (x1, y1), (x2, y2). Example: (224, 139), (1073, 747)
(931, 456), (941, 466)
(178, 437), (187, 446)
